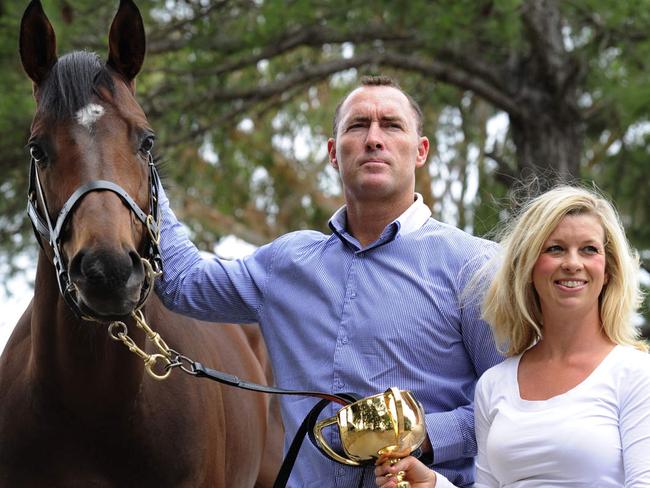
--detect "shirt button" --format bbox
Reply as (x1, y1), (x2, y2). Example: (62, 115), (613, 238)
(337, 467), (345, 476)
(340, 336), (349, 344)
(350, 292), (357, 299)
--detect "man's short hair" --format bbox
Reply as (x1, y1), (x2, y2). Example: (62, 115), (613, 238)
(331, 75), (424, 137)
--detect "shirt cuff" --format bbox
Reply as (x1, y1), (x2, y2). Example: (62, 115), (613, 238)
(425, 410), (465, 464)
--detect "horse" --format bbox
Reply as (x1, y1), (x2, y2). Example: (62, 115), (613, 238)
(0, 1), (283, 486)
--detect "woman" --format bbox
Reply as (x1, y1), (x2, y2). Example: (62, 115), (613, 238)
(376, 186), (650, 487)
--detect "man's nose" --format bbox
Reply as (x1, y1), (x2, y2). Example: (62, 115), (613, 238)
(365, 123), (384, 151)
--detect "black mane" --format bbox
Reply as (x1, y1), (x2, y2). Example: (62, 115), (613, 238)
(38, 51), (115, 120)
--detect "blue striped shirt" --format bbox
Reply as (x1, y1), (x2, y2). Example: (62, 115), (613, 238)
(155, 187), (503, 487)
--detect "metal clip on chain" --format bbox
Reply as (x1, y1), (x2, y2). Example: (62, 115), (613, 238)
(107, 256), (172, 381)
(108, 314), (173, 381)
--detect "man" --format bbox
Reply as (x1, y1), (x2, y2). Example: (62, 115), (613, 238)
(155, 76), (502, 486)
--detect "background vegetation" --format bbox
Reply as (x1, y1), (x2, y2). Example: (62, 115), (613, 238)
(1, 0), (648, 332)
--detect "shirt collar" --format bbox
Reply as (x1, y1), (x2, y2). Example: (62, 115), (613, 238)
(398, 193), (432, 235)
(328, 193), (431, 249)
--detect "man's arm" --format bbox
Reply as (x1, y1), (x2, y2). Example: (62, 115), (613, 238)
(422, 403), (475, 464)
(154, 182), (269, 324)
(423, 247), (503, 465)
(458, 249), (504, 378)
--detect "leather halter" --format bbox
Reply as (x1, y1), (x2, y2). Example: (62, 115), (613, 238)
(27, 152), (163, 321)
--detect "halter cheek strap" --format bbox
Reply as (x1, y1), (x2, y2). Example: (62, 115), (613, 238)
(27, 153), (163, 320)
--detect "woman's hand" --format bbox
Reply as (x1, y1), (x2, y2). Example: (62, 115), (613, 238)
(374, 455), (437, 488)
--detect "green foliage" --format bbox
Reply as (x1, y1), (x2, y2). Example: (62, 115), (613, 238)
(1, 0), (649, 328)
(588, 129), (650, 252)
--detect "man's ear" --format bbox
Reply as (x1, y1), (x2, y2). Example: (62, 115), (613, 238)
(415, 136), (430, 168)
(328, 138), (338, 169)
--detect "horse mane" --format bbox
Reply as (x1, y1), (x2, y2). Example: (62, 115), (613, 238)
(38, 51), (115, 120)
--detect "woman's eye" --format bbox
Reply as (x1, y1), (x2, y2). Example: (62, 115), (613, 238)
(545, 245), (563, 253)
(583, 245), (600, 254)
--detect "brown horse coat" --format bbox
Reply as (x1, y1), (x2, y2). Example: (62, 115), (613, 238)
(0, 1), (282, 486)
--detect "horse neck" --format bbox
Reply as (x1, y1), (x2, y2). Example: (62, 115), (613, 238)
(30, 251), (147, 412)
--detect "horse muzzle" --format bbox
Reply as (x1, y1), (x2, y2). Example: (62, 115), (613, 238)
(68, 246), (145, 318)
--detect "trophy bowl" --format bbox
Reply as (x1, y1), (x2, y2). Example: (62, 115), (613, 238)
(314, 387), (425, 486)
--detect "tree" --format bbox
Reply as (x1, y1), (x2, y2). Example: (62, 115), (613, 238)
(1, 0), (648, 328)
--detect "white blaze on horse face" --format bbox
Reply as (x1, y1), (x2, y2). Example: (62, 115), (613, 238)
(75, 103), (105, 131)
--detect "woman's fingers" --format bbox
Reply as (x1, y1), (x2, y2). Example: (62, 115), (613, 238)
(374, 461), (397, 487)
(374, 456), (437, 487)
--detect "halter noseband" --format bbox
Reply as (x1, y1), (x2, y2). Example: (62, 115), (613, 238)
(27, 152), (163, 321)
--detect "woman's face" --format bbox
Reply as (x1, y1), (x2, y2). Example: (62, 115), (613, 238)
(532, 213), (608, 319)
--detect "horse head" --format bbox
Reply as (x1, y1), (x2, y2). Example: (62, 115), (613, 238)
(20, 0), (161, 321)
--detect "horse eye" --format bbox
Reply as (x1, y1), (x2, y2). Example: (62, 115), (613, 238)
(140, 136), (155, 154)
(29, 145), (47, 163)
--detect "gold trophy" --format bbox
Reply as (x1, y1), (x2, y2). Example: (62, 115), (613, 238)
(314, 387), (426, 488)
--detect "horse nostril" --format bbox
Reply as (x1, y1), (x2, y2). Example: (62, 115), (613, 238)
(68, 250), (85, 282)
(128, 250), (145, 281)
(129, 250), (143, 272)
(68, 251), (86, 282)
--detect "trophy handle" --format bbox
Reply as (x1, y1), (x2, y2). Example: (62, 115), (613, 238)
(386, 387), (405, 441)
(313, 416), (362, 466)
(384, 387), (414, 488)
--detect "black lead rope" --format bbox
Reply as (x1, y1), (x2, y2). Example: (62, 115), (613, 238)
(191, 362), (362, 487)
(192, 362), (356, 405)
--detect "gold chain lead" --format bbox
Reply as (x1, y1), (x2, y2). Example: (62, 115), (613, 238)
(108, 256), (173, 381)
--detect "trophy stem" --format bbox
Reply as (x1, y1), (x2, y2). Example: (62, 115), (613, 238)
(388, 458), (411, 488)
(396, 479), (411, 488)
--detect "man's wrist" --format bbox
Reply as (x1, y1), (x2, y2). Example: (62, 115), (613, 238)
(411, 439), (433, 466)
(416, 448), (434, 466)
(413, 438), (434, 466)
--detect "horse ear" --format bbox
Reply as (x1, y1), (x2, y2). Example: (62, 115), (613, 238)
(19, 0), (58, 86)
(107, 0), (146, 85)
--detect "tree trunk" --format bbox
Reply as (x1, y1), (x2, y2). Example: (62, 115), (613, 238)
(506, 0), (585, 187)
(510, 109), (583, 186)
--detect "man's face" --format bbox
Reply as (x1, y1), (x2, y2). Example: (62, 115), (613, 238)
(328, 85), (429, 206)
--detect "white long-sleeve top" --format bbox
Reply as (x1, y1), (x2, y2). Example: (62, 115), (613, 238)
(436, 344), (650, 487)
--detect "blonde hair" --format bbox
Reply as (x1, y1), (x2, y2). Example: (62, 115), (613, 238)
(483, 185), (646, 355)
